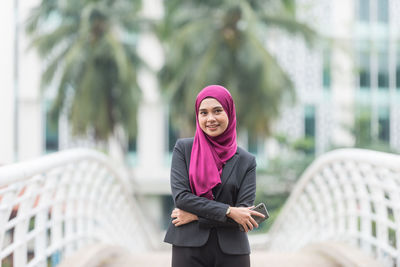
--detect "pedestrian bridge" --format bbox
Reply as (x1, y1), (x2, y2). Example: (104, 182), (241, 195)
(0, 148), (398, 267)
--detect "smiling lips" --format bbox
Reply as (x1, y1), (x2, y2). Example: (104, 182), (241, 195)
(207, 124), (219, 130)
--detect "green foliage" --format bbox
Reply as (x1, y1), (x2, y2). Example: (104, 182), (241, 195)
(254, 135), (316, 233)
(354, 107), (372, 147)
(265, 152), (314, 182)
(352, 106), (398, 153)
(274, 133), (289, 146)
(261, 135), (315, 180)
(158, 0), (317, 137)
(354, 141), (398, 153)
(26, 0), (143, 140)
(253, 192), (289, 233)
(291, 137), (315, 155)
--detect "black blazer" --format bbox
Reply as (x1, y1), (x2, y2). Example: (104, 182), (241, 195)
(164, 137), (257, 255)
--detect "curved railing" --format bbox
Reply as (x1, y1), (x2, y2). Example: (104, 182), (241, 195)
(0, 149), (157, 267)
(267, 149), (400, 267)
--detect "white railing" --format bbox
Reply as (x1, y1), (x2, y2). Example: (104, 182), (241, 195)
(267, 149), (400, 267)
(0, 149), (157, 267)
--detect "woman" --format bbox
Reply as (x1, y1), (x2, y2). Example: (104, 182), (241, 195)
(164, 85), (264, 267)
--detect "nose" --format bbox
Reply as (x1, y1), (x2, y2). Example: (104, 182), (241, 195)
(206, 113), (216, 122)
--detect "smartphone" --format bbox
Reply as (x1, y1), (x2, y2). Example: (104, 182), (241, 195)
(239, 203), (269, 231)
(252, 203), (270, 223)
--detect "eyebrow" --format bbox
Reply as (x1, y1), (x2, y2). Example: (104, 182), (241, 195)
(199, 106), (223, 111)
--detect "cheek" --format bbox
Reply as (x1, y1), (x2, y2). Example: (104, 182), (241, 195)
(221, 115), (229, 128)
(198, 117), (207, 129)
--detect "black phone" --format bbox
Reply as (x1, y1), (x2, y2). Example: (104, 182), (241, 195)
(239, 203), (269, 231)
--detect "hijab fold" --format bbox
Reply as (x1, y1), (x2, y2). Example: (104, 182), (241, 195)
(189, 85), (237, 200)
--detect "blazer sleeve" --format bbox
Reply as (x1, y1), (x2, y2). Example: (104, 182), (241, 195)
(171, 140), (230, 223)
(198, 156), (257, 229)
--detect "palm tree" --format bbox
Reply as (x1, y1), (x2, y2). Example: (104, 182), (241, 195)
(26, 0), (143, 143)
(158, 0), (316, 137)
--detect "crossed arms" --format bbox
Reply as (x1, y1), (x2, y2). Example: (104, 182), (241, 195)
(169, 140), (264, 232)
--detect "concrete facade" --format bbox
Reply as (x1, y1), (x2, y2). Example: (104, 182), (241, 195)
(270, 0), (400, 155)
(0, 0), (42, 165)
(0, 0), (16, 164)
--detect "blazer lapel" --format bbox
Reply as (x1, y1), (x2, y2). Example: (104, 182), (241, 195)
(214, 153), (239, 199)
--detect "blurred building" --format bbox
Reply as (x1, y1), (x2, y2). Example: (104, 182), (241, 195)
(1, 0), (400, 230)
(268, 0), (400, 156)
(0, 0), (43, 165)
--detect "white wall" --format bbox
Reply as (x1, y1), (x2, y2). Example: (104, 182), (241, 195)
(0, 0), (43, 164)
(0, 1), (16, 164)
(18, 0), (43, 161)
(135, 0), (170, 193)
(330, 0), (356, 147)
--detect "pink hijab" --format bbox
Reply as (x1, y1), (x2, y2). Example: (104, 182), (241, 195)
(189, 85), (237, 199)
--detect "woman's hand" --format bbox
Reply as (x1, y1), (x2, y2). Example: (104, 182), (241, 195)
(227, 206), (265, 232)
(171, 208), (198, 227)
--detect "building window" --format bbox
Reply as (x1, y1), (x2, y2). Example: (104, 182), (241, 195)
(358, 0), (370, 22)
(305, 105), (316, 138)
(161, 195), (174, 230)
(126, 134), (137, 166)
(378, 106), (390, 142)
(128, 135), (137, 153)
(168, 111), (178, 152)
(378, 51), (389, 89)
(296, 105), (316, 155)
(377, 0), (389, 23)
(359, 51), (371, 88)
(45, 105), (59, 152)
(355, 106), (372, 147)
(396, 51), (400, 89)
(248, 132), (258, 155)
(323, 48), (331, 89)
(168, 125), (178, 152)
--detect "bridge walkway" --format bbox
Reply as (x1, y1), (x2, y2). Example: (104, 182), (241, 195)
(59, 242), (382, 267)
(99, 250), (340, 267)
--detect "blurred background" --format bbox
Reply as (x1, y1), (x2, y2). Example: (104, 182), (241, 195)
(0, 0), (400, 265)
(1, 0), (400, 232)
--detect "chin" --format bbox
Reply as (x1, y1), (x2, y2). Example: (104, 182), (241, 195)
(206, 131), (222, 137)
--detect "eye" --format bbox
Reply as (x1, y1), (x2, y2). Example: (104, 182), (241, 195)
(215, 109), (223, 114)
(199, 111), (207, 115)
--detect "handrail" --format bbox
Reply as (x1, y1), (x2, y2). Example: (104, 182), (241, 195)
(267, 148), (400, 267)
(0, 149), (158, 267)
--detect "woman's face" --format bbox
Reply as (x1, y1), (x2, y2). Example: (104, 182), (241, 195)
(198, 98), (229, 137)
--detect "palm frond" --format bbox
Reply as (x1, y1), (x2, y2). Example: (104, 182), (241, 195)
(261, 15), (317, 47)
(28, 22), (77, 57)
(26, 0), (144, 141)
(25, 0), (59, 34)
